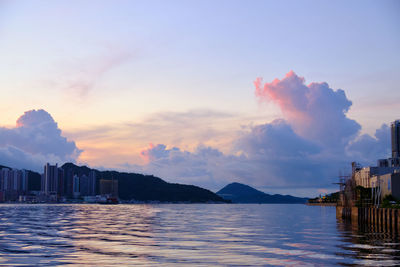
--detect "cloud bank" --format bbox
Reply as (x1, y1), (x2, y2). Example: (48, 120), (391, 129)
(139, 143), (248, 190)
(0, 109), (81, 171)
(0, 72), (391, 196)
(139, 119), (344, 193)
(137, 71), (391, 195)
(347, 123), (391, 164)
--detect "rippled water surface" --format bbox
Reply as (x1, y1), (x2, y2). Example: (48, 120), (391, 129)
(1, 204), (400, 266)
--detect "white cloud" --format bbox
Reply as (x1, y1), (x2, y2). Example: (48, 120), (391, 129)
(347, 123), (391, 165)
(0, 109), (81, 171)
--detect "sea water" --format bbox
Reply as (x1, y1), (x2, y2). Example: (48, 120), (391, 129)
(0, 204), (399, 266)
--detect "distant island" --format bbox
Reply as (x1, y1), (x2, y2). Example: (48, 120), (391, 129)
(217, 182), (308, 204)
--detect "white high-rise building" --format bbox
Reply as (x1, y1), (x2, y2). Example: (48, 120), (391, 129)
(41, 163), (59, 195)
(392, 120), (400, 159)
(73, 174), (80, 198)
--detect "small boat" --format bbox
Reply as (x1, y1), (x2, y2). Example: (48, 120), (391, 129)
(98, 196), (119, 204)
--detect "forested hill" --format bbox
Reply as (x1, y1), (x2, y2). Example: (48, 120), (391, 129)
(62, 163), (228, 203)
(217, 182), (307, 204)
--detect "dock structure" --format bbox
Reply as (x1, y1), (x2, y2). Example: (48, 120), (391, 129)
(337, 205), (400, 234)
(336, 166), (400, 234)
(336, 120), (400, 233)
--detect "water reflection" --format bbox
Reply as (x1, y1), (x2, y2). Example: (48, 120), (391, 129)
(336, 216), (400, 266)
(0, 204), (399, 266)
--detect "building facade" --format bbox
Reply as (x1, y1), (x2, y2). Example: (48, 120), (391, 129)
(370, 172), (400, 199)
(41, 163), (58, 195)
(353, 119), (400, 201)
(0, 163), (99, 202)
(392, 120), (400, 158)
(99, 179), (118, 197)
(0, 168), (29, 202)
(88, 171), (96, 196)
(354, 166), (400, 188)
(41, 163), (64, 201)
(73, 174), (80, 198)
(377, 120), (400, 168)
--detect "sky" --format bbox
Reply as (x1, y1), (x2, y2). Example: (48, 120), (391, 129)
(0, 0), (399, 197)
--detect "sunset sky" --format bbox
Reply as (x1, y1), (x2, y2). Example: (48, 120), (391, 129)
(1, 0), (399, 196)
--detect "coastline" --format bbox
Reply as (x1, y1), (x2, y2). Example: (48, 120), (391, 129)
(306, 203), (337, 206)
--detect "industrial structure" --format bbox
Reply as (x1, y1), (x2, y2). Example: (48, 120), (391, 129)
(339, 120), (400, 209)
(336, 120), (400, 233)
(351, 120), (400, 202)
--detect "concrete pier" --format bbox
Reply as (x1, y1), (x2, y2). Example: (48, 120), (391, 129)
(337, 206), (400, 234)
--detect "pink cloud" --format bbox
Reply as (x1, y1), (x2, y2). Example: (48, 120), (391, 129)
(254, 71), (360, 151)
(140, 143), (155, 162)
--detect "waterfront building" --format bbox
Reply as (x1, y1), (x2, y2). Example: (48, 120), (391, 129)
(73, 174), (80, 198)
(354, 119), (400, 187)
(378, 158), (400, 168)
(65, 168), (74, 198)
(392, 120), (400, 158)
(0, 168), (29, 201)
(61, 171), (97, 199)
(352, 119), (400, 202)
(41, 163), (58, 195)
(354, 166), (400, 188)
(0, 168), (11, 201)
(0, 168), (11, 191)
(21, 170), (28, 192)
(41, 163), (64, 201)
(370, 171), (400, 199)
(99, 179), (118, 197)
(12, 170), (18, 191)
(78, 171), (97, 197)
(377, 120), (400, 168)
(0, 169), (3, 192)
(80, 174), (89, 196)
(88, 170), (96, 196)
(57, 168), (64, 196)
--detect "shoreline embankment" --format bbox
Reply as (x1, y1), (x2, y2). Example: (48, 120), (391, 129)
(337, 206), (400, 233)
(306, 203), (336, 206)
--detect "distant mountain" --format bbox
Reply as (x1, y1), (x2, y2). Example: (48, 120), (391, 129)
(217, 182), (307, 204)
(62, 163), (228, 203)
